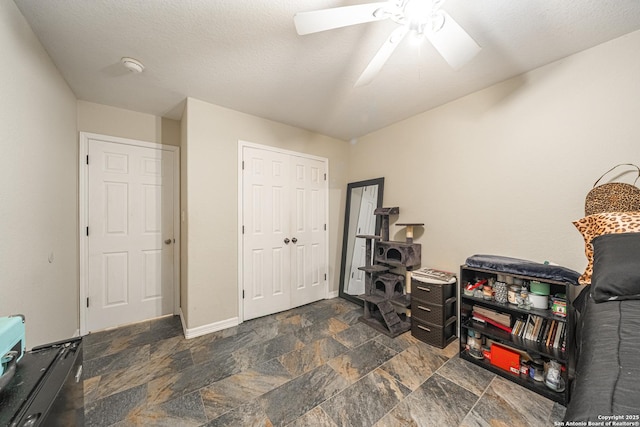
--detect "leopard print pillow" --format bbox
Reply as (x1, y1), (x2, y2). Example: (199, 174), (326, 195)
(573, 211), (640, 285)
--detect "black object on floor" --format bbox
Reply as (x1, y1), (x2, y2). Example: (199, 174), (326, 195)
(0, 337), (83, 427)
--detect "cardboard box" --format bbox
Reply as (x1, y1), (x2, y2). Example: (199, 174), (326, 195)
(552, 298), (567, 317)
(491, 343), (520, 374)
(486, 338), (532, 362)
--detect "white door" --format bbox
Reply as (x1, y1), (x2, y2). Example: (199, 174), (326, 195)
(242, 147), (292, 319)
(242, 145), (327, 320)
(346, 185), (378, 295)
(290, 155), (327, 307)
(86, 138), (176, 332)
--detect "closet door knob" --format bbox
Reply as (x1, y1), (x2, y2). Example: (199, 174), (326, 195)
(284, 238), (290, 244)
(291, 237), (298, 243)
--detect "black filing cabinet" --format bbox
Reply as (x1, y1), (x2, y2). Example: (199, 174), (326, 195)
(411, 278), (457, 348)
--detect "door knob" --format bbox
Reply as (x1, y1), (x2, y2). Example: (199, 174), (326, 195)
(291, 237), (298, 244)
(164, 239), (173, 245)
(284, 238), (290, 244)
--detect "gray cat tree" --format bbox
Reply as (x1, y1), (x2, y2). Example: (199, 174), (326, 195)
(357, 207), (423, 337)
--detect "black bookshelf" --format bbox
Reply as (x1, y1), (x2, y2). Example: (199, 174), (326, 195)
(459, 265), (574, 406)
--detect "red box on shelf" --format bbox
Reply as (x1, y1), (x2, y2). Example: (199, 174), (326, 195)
(490, 343), (520, 374)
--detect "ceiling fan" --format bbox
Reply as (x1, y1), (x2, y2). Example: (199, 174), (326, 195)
(294, 0), (481, 87)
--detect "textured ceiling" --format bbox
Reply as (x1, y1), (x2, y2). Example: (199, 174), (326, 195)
(13, 0), (640, 141)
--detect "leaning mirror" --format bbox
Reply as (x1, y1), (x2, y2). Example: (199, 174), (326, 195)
(338, 178), (384, 305)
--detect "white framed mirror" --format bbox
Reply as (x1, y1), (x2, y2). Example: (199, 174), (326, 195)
(338, 177), (384, 305)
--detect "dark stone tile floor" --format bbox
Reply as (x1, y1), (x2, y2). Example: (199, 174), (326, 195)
(83, 298), (566, 426)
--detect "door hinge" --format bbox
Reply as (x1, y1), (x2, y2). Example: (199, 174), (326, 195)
(86, 227), (89, 236)
(242, 290), (245, 299)
(86, 297), (89, 308)
(324, 273), (327, 280)
(324, 224), (327, 231)
(242, 161), (244, 170)
(324, 173), (327, 181)
(242, 225), (245, 234)
(86, 155), (89, 165)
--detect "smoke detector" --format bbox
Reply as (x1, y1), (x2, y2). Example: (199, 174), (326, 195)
(121, 57), (144, 73)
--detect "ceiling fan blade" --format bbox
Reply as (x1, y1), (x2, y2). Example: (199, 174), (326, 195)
(294, 2), (390, 35)
(355, 26), (409, 87)
(426, 10), (481, 70)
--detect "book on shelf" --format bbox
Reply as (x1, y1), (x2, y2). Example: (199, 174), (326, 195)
(552, 322), (561, 348)
(472, 306), (511, 327)
(548, 321), (556, 346)
(511, 319), (523, 337)
(541, 319), (553, 343)
(545, 321), (556, 347)
(536, 319), (544, 342)
(538, 319), (549, 344)
(531, 318), (539, 341)
(536, 317), (546, 342)
(528, 316), (537, 341)
(524, 315), (536, 341)
(471, 312), (512, 333)
(555, 322), (565, 350)
(517, 316), (527, 339)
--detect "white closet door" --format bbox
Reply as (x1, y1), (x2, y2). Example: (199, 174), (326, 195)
(290, 155), (327, 307)
(241, 145), (327, 320)
(242, 147), (292, 320)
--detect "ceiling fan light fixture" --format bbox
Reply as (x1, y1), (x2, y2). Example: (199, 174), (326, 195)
(409, 30), (426, 46)
(403, 0), (432, 23)
(294, 0), (479, 85)
(402, 0), (446, 36)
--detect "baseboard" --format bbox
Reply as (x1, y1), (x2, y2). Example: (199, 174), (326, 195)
(179, 309), (239, 339)
(326, 290), (339, 299)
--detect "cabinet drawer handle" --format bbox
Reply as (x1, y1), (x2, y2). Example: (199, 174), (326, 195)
(417, 305), (431, 312)
(417, 325), (431, 332)
(417, 286), (431, 292)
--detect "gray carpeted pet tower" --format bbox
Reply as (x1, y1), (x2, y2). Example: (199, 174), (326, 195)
(357, 207), (423, 337)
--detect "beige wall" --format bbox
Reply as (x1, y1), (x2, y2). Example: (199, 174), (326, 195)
(77, 100), (180, 146)
(349, 30), (640, 284)
(180, 101), (189, 325)
(182, 98), (349, 329)
(0, 1), (78, 347)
